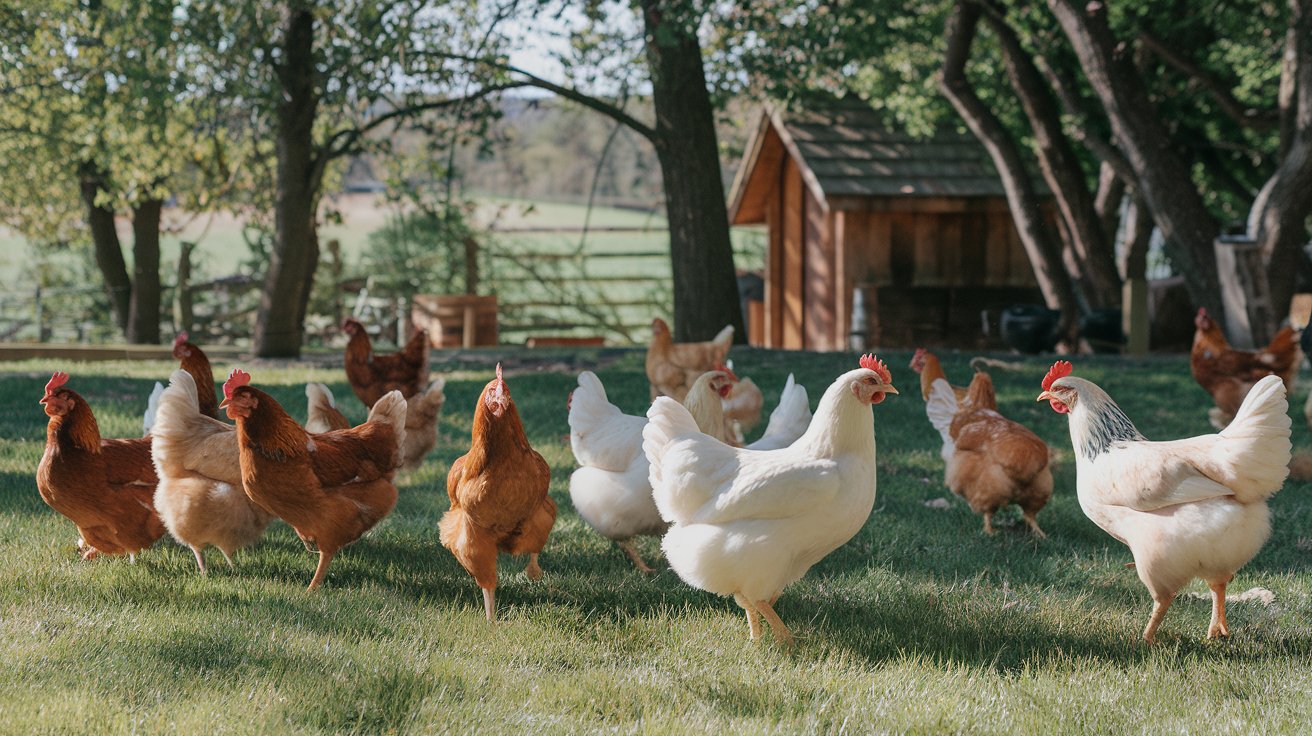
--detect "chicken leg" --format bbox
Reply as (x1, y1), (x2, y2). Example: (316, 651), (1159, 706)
(1142, 593), (1175, 644)
(1022, 512), (1046, 539)
(525, 553), (543, 581)
(982, 512), (996, 535)
(1208, 580), (1231, 639)
(192, 546), (207, 575)
(734, 593), (762, 641)
(754, 598), (794, 647)
(482, 587), (496, 621)
(617, 540), (656, 574)
(307, 548), (337, 591)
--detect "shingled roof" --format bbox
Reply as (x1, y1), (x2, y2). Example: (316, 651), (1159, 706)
(729, 99), (1008, 225)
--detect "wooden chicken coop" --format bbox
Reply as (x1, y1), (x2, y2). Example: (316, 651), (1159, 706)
(728, 99), (1047, 351)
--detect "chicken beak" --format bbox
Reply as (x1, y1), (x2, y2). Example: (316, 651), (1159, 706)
(878, 383), (899, 395)
(1036, 391), (1053, 402)
(219, 397), (230, 409)
(37, 395), (49, 405)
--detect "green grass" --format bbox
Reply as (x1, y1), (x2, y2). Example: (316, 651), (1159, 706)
(2, 350), (1312, 733)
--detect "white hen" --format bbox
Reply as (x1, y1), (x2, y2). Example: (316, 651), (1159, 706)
(1038, 361), (1290, 643)
(151, 370), (273, 573)
(643, 355), (897, 644)
(568, 370), (735, 572)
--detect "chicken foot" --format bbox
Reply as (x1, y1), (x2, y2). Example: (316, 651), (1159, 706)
(1208, 579), (1232, 639)
(307, 548), (337, 591)
(754, 598), (794, 647)
(617, 540), (656, 574)
(192, 546), (208, 575)
(1022, 512), (1046, 539)
(734, 593), (762, 641)
(1142, 593), (1175, 644)
(982, 513), (995, 535)
(482, 587), (496, 622)
(525, 553), (543, 581)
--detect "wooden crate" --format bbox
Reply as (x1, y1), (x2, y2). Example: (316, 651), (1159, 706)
(411, 295), (499, 348)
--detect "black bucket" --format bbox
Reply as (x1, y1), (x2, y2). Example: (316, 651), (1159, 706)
(1000, 304), (1060, 354)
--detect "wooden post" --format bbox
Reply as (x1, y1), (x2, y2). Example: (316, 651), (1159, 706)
(462, 304), (476, 349)
(33, 286), (43, 342)
(1215, 235), (1273, 349)
(174, 241), (194, 335)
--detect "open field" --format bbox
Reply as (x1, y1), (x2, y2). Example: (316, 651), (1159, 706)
(3, 349), (1312, 733)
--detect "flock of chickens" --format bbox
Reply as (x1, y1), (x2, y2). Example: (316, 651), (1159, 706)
(32, 308), (1303, 645)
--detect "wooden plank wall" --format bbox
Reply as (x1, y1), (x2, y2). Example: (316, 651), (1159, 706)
(803, 186), (833, 350)
(781, 158), (806, 349)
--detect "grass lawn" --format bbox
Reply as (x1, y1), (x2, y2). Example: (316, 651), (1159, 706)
(2, 349), (1311, 733)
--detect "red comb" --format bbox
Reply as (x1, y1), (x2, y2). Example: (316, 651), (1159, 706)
(223, 368), (252, 400)
(1041, 360), (1073, 391)
(45, 371), (70, 394)
(713, 362), (739, 381)
(859, 354), (892, 383)
(173, 331), (188, 348)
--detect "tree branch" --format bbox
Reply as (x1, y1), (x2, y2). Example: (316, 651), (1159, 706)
(420, 51), (658, 143)
(1034, 53), (1138, 188)
(1138, 30), (1278, 132)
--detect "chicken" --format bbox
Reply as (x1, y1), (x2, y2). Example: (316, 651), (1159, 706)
(1038, 361), (1290, 643)
(151, 370), (273, 573)
(737, 374), (812, 451)
(642, 354), (898, 644)
(172, 331), (221, 420)
(36, 371), (166, 561)
(222, 369), (406, 590)
(720, 364), (763, 444)
(1191, 308), (1299, 429)
(399, 378), (446, 471)
(927, 371), (1051, 536)
(441, 364), (556, 620)
(304, 382), (351, 434)
(305, 379), (445, 471)
(910, 348), (968, 402)
(143, 381), (165, 435)
(645, 317), (733, 401)
(342, 317), (430, 408)
(568, 369), (738, 573)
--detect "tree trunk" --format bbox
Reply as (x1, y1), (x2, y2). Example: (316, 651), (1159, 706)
(984, 3), (1121, 310)
(127, 198), (162, 344)
(1252, 0), (1312, 325)
(253, 3), (320, 358)
(641, 0), (746, 343)
(79, 165), (132, 335)
(1047, 0), (1225, 324)
(941, 0), (1082, 341)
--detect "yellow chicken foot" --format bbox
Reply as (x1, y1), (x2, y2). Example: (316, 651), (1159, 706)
(482, 587), (496, 622)
(525, 553), (543, 581)
(734, 593), (762, 641)
(191, 546), (207, 575)
(1208, 580), (1231, 639)
(1142, 594), (1175, 644)
(754, 598), (794, 647)
(982, 513), (996, 535)
(617, 540), (656, 574)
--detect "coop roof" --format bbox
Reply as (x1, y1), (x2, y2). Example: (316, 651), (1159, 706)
(728, 99), (1009, 225)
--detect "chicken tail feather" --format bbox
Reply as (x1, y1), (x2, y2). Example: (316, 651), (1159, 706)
(1215, 374), (1292, 501)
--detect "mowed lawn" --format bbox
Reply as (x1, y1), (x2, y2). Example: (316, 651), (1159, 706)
(2, 349), (1312, 734)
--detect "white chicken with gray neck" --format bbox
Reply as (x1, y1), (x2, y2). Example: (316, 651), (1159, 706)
(1037, 360), (1290, 643)
(642, 354), (897, 645)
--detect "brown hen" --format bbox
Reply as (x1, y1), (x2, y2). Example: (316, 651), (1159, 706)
(342, 317), (430, 408)
(36, 372), (166, 560)
(645, 317), (733, 401)
(223, 369), (405, 590)
(440, 364), (555, 621)
(1191, 308), (1299, 428)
